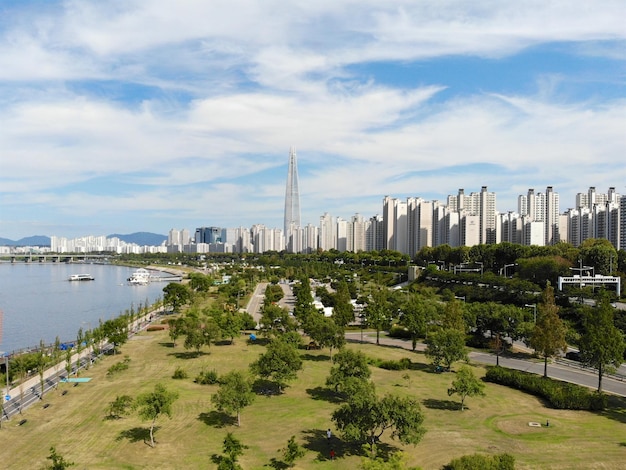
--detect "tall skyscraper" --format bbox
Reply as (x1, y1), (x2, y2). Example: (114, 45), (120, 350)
(284, 146), (301, 238)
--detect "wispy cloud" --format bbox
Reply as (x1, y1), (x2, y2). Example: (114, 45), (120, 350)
(1, 1), (625, 239)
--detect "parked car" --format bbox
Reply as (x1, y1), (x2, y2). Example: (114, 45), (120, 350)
(565, 351), (581, 362)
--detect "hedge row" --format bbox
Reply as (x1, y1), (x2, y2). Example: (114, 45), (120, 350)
(367, 356), (412, 371)
(485, 366), (606, 410)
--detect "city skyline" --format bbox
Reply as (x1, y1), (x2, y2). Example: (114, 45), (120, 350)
(1, 2), (625, 240)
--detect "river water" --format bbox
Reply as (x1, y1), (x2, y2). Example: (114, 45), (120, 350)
(0, 263), (170, 354)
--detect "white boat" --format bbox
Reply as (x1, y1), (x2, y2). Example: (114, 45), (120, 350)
(128, 268), (151, 285)
(68, 274), (95, 281)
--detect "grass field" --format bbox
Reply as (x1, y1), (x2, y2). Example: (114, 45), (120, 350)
(2, 326), (626, 469)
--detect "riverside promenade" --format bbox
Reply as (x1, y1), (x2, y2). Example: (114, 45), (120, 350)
(1, 308), (164, 422)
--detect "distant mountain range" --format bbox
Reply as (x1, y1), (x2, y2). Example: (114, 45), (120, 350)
(0, 232), (167, 247)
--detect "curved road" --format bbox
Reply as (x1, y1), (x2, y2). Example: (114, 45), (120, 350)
(345, 332), (626, 397)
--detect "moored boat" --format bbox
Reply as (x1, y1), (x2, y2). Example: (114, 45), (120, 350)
(68, 274), (95, 281)
(128, 268), (151, 285)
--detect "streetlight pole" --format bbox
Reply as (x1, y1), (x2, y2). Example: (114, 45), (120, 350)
(570, 259), (595, 304)
(502, 263), (517, 277)
(525, 304), (537, 323)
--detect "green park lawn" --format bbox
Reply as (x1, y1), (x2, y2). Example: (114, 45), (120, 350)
(2, 327), (626, 469)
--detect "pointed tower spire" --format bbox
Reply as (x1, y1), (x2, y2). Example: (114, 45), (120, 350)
(284, 146), (301, 237)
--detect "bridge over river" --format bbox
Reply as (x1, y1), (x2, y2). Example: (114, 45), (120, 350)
(0, 253), (112, 263)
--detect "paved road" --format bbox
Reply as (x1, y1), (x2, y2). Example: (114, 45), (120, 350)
(245, 281), (296, 326)
(246, 282), (268, 325)
(345, 332), (626, 397)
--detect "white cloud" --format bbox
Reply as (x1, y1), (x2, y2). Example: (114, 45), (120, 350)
(1, 1), (625, 238)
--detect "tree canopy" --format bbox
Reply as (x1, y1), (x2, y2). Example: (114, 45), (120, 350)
(447, 365), (485, 411)
(250, 339), (303, 392)
(136, 383), (179, 447)
(529, 285), (567, 378)
(332, 389), (426, 452)
(211, 371), (255, 426)
(579, 295), (625, 392)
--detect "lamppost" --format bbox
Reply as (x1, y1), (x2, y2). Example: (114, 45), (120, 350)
(502, 263), (517, 277)
(570, 259), (595, 304)
(525, 304), (537, 323)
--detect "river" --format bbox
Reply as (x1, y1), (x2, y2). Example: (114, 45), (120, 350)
(0, 263), (172, 354)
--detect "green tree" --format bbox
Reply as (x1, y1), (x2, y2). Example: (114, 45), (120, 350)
(425, 328), (468, 371)
(216, 433), (247, 470)
(364, 285), (392, 345)
(182, 312), (221, 353)
(136, 383), (179, 447)
(399, 295), (437, 351)
(101, 317), (128, 354)
(579, 238), (618, 275)
(332, 391), (426, 452)
(163, 282), (191, 313)
(529, 285), (568, 378)
(188, 272), (212, 292)
(579, 296), (625, 392)
(218, 309), (245, 344)
(44, 446), (75, 470)
(259, 303), (296, 337)
(106, 394), (134, 419)
(64, 347), (72, 383)
(211, 371), (255, 426)
(264, 283), (285, 304)
(281, 435), (306, 467)
(332, 280), (355, 326)
(167, 316), (185, 347)
(325, 348), (372, 397)
(75, 328), (84, 376)
(37, 339), (47, 399)
(447, 365), (485, 411)
(250, 339), (303, 392)
(304, 315), (345, 359)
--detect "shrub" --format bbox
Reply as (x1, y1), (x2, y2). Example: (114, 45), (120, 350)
(146, 325), (167, 331)
(388, 325), (412, 339)
(378, 358), (412, 371)
(443, 452), (515, 470)
(195, 368), (219, 385)
(485, 366), (606, 410)
(172, 366), (188, 379)
(106, 359), (130, 376)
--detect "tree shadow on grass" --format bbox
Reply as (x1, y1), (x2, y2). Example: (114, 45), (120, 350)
(198, 411), (237, 428)
(422, 398), (462, 411)
(302, 353), (331, 362)
(252, 379), (283, 397)
(306, 386), (344, 404)
(116, 426), (158, 445)
(600, 395), (626, 425)
(268, 458), (290, 469)
(168, 351), (208, 359)
(300, 428), (353, 461)
(247, 337), (271, 347)
(158, 342), (175, 348)
(300, 428), (396, 461)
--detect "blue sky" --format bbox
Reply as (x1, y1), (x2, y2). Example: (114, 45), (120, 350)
(1, 1), (625, 240)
